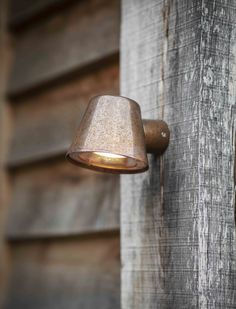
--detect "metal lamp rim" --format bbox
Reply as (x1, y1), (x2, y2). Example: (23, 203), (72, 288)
(66, 149), (149, 174)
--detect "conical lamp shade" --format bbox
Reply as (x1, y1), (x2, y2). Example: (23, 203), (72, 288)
(66, 95), (148, 173)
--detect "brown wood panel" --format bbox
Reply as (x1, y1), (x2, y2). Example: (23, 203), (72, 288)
(4, 235), (120, 309)
(0, 0), (13, 307)
(9, 0), (73, 28)
(6, 159), (120, 239)
(8, 62), (119, 167)
(8, 0), (120, 96)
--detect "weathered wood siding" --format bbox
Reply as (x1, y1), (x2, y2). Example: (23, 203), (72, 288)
(8, 62), (119, 166)
(0, 0), (12, 307)
(5, 235), (120, 309)
(9, 0), (72, 28)
(8, 0), (120, 96)
(121, 0), (236, 308)
(1, 0), (121, 307)
(7, 160), (119, 239)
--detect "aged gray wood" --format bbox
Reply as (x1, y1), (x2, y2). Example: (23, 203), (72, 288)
(6, 159), (120, 239)
(121, 0), (236, 308)
(9, 0), (71, 28)
(8, 0), (120, 96)
(7, 63), (119, 167)
(4, 235), (120, 309)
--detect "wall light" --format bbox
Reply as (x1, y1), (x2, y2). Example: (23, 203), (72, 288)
(66, 95), (169, 174)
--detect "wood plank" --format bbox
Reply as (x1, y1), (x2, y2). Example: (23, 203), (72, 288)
(0, 0), (13, 307)
(6, 159), (120, 239)
(4, 235), (120, 309)
(8, 0), (120, 96)
(9, 0), (73, 28)
(121, 0), (236, 308)
(8, 62), (119, 167)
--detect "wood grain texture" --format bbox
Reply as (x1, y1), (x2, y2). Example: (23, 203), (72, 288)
(4, 235), (120, 309)
(7, 63), (119, 167)
(121, 0), (236, 308)
(8, 0), (120, 96)
(8, 0), (73, 28)
(6, 159), (120, 239)
(0, 0), (13, 307)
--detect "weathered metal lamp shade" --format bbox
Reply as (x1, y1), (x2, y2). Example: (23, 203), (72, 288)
(66, 95), (169, 174)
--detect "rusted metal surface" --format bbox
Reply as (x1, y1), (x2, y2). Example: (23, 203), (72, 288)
(67, 95), (170, 174)
(66, 95), (148, 174)
(143, 119), (170, 155)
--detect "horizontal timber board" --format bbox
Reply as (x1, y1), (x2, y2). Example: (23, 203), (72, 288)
(8, 0), (120, 96)
(7, 62), (119, 167)
(8, 0), (74, 28)
(6, 158), (120, 239)
(4, 235), (120, 309)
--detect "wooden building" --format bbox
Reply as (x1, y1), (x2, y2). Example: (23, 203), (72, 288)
(0, 0), (120, 308)
(0, 0), (236, 308)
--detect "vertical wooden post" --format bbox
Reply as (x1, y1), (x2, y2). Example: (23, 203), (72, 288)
(120, 0), (236, 308)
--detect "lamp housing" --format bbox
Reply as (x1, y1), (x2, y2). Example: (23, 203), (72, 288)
(66, 95), (169, 174)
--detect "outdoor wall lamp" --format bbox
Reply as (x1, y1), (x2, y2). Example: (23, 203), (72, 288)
(66, 95), (170, 174)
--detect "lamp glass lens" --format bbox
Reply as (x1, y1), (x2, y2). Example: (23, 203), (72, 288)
(73, 151), (137, 170)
